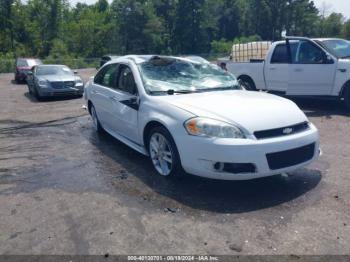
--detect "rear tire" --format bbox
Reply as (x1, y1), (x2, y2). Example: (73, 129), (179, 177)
(239, 76), (257, 91)
(344, 87), (350, 111)
(147, 126), (183, 179)
(90, 104), (103, 133)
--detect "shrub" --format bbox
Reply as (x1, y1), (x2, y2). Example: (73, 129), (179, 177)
(0, 53), (15, 73)
(210, 35), (262, 57)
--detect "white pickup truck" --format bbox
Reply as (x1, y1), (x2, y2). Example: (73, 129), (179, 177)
(222, 37), (350, 110)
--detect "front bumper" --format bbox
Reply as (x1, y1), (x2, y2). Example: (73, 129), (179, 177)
(176, 124), (320, 180)
(15, 72), (28, 81)
(38, 86), (84, 97)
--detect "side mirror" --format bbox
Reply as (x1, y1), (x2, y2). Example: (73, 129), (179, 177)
(74, 70), (78, 74)
(127, 96), (140, 110)
(324, 54), (334, 64)
(27, 71), (33, 75)
(281, 30), (287, 39)
(130, 96), (139, 104)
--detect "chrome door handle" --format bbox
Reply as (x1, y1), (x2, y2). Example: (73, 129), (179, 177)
(269, 67), (277, 70)
(91, 90), (98, 94)
(294, 68), (303, 72)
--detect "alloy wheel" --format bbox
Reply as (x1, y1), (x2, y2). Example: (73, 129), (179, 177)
(149, 133), (173, 176)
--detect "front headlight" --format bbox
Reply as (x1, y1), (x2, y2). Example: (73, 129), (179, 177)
(75, 78), (83, 86)
(184, 117), (245, 139)
(38, 80), (49, 88)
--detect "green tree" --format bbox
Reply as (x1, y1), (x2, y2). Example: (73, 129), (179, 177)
(0, 0), (15, 52)
(320, 13), (345, 37)
(173, 0), (209, 54)
(342, 19), (350, 40)
(96, 0), (109, 12)
(111, 0), (166, 54)
(1, 0), (350, 64)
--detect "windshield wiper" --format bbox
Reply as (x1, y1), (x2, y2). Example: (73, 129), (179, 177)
(166, 89), (198, 95)
(197, 86), (241, 92)
(148, 89), (197, 95)
(341, 55), (350, 59)
(149, 87), (239, 96)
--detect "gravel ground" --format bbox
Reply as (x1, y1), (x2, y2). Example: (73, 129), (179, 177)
(0, 69), (349, 255)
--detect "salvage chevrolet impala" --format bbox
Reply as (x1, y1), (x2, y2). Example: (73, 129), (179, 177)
(84, 55), (320, 180)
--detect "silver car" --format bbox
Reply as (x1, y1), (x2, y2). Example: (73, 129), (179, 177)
(27, 65), (84, 100)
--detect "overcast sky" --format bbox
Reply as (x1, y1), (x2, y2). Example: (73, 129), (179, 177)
(70, 0), (350, 18)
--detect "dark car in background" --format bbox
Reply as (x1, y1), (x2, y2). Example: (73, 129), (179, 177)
(14, 58), (42, 83)
(26, 65), (84, 100)
(100, 55), (120, 67)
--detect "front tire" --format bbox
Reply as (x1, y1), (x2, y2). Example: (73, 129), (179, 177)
(148, 126), (183, 178)
(33, 87), (42, 101)
(344, 87), (350, 111)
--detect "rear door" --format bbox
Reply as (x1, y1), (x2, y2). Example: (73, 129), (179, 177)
(90, 63), (118, 130)
(287, 40), (337, 96)
(264, 43), (289, 93)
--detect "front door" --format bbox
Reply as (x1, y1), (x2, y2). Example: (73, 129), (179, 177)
(287, 40), (337, 96)
(107, 64), (140, 144)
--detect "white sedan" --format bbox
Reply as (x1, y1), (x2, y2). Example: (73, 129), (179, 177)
(84, 55), (320, 180)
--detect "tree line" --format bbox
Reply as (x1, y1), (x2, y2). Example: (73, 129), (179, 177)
(1, 0), (350, 61)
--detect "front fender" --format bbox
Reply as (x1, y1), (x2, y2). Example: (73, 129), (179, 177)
(138, 99), (194, 147)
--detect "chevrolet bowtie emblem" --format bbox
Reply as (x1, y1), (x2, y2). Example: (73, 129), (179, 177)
(283, 128), (293, 134)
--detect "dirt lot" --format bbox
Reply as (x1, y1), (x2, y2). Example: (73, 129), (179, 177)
(0, 69), (349, 255)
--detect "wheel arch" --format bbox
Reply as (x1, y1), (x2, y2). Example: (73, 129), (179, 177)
(143, 120), (168, 151)
(87, 100), (93, 115)
(237, 74), (256, 90)
(340, 80), (350, 98)
(237, 74), (255, 83)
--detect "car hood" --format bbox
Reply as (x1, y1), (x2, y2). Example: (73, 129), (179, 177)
(161, 90), (308, 133)
(17, 66), (32, 71)
(37, 75), (76, 82)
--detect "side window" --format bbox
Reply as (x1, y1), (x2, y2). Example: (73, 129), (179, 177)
(116, 65), (138, 95)
(271, 44), (289, 64)
(296, 41), (325, 64)
(94, 64), (118, 87)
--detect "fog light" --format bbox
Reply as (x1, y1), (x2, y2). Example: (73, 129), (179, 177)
(213, 162), (224, 172)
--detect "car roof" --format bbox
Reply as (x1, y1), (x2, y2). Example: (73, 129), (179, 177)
(107, 55), (209, 65)
(103, 55), (120, 59)
(312, 38), (344, 41)
(36, 64), (67, 67)
(273, 38), (345, 45)
(17, 57), (39, 59)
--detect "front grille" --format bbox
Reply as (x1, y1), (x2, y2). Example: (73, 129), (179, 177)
(254, 122), (310, 140)
(64, 81), (75, 87)
(52, 91), (78, 96)
(51, 82), (64, 89)
(266, 143), (315, 170)
(51, 81), (75, 89)
(223, 163), (256, 174)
